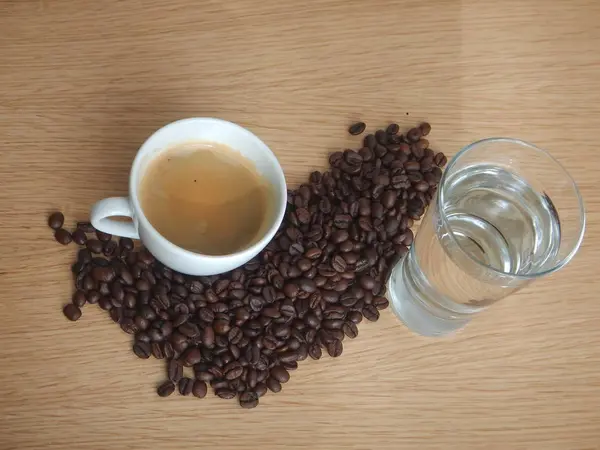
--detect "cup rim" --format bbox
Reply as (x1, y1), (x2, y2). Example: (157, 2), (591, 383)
(129, 117), (287, 262)
(437, 137), (586, 280)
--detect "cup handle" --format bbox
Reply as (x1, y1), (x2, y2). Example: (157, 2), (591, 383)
(90, 197), (140, 239)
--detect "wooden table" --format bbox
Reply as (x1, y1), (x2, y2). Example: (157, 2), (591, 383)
(1, 1), (599, 449)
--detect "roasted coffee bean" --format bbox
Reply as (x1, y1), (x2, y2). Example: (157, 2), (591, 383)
(216, 388), (237, 400)
(362, 305), (380, 321)
(183, 347), (202, 366)
(75, 221), (94, 233)
(133, 342), (151, 359)
(342, 321), (359, 338)
(266, 377), (282, 393)
(326, 339), (343, 357)
(72, 290), (86, 307)
(331, 255), (347, 272)
(270, 366), (290, 383)
(157, 381), (175, 397)
(344, 150), (363, 166)
(239, 390), (259, 409)
(420, 122), (432, 136)
(191, 380), (207, 398)
(168, 360), (183, 383)
(48, 212), (65, 230)
(103, 240), (118, 257)
(373, 296), (389, 310)
(119, 237), (134, 250)
(434, 152), (448, 167)
(348, 121), (366, 135)
(91, 266), (115, 283)
(178, 377), (194, 396)
(386, 123), (400, 135)
(72, 229), (87, 246)
(55, 228), (72, 245)
(96, 230), (112, 242)
(63, 303), (81, 321)
(347, 310), (363, 324)
(308, 343), (322, 360)
(120, 318), (138, 334)
(86, 239), (103, 254)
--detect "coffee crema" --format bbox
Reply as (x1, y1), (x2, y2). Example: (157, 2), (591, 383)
(139, 141), (274, 255)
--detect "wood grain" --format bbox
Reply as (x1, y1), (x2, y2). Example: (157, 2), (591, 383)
(1, 1), (599, 449)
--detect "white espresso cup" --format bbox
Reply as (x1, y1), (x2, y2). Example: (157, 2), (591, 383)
(90, 118), (287, 276)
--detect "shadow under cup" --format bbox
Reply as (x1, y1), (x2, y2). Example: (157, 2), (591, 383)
(387, 138), (586, 337)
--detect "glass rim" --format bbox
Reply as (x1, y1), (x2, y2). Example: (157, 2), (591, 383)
(436, 137), (586, 280)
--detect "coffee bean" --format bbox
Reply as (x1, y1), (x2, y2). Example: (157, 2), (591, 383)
(48, 212), (65, 230)
(216, 388), (237, 400)
(91, 266), (115, 283)
(133, 342), (151, 359)
(270, 366), (290, 383)
(75, 221), (94, 233)
(183, 347), (202, 366)
(168, 360), (183, 383)
(434, 152), (448, 167)
(96, 230), (112, 242)
(329, 152), (343, 167)
(362, 305), (380, 321)
(86, 239), (103, 254)
(63, 303), (81, 321)
(342, 321), (359, 338)
(266, 377), (282, 393)
(71, 229), (87, 246)
(103, 240), (118, 256)
(372, 296), (388, 310)
(54, 228), (72, 245)
(178, 377), (194, 396)
(348, 122), (366, 135)
(386, 123), (400, 135)
(330, 230), (349, 244)
(72, 290), (86, 307)
(120, 318), (138, 334)
(308, 343), (322, 360)
(322, 319), (344, 330)
(283, 283), (299, 298)
(331, 255), (347, 273)
(157, 381), (175, 397)
(326, 340), (343, 357)
(420, 122), (432, 136)
(239, 390), (259, 408)
(344, 150), (363, 166)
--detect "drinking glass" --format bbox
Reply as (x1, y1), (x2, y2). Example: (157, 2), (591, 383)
(387, 138), (586, 336)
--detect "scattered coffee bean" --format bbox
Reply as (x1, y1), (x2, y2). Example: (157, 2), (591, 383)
(86, 239), (103, 254)
(348, 122), (366, 135)
(63, 303), (81, 321)
(55, 228), (72, 245)
(178, 377), (194, 396)
(96, 230), (112, 242)
(157, 381), (175, 397)
(133, 342), (151, 359)
(72, 229), (87, 246)
(239, 391), (259, 409)
(48, 212), (64, 230)
(192, 380), (208, 398)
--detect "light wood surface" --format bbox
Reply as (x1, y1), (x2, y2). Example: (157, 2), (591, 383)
(1, 1), (599, 449)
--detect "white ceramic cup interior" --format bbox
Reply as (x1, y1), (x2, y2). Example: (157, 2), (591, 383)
(90, 118), (287, 275)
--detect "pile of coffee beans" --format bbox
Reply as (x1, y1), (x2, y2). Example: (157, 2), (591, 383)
(52, 122), (445, 408)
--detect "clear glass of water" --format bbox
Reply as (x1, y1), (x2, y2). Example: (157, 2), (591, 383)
(388, 138), (586, 337)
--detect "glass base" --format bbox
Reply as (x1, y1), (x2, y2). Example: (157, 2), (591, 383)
(387, 251), (472, 337)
